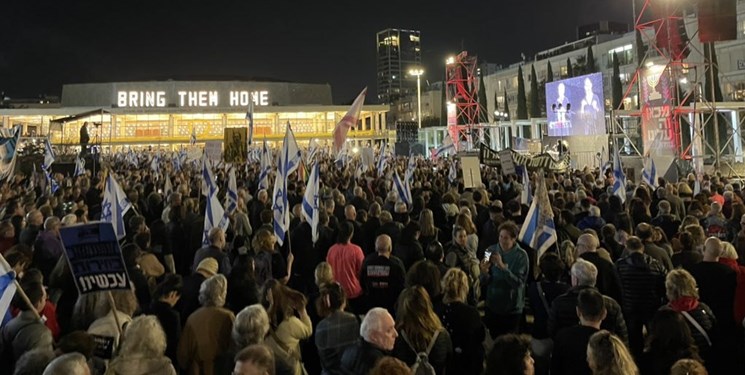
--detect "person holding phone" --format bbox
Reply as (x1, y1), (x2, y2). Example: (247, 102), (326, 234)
(480, 221), (529, 339)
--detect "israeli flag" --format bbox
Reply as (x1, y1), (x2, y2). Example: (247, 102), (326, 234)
(641, 157), (658, 188)
(272, 122), (301, 246)
(518, 173), (557, 261)
(435, 133), (455, 157)
(448, 160), (458, 184)
(74, 155), (86, 177)
(302, 162), (320, 243)
(405, 155), (416, 183)
(150, 153), (160, 176)
(201, 156), (217, 197)
(226, 167), (238, 215)
(43, 138), (55, 170)
(164, 174), (173, 197)
(307, 139), (319, 165)
(521, 165), (532, 205)
(101, 173), (133, 240)
(377, 141), (389, 176)
(246, 96), (255, 146)
(0, 254), (18, 327)
(393, 170), (412, 207)
(258, 139), (272, 191)
(127, 150), (138, 168)
(612, 144), (626, 204)
(203, 189), (230, 245)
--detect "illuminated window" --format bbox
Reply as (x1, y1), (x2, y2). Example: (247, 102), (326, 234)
(409, 34), (420, 43)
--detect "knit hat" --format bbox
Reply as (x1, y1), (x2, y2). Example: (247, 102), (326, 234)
(196, 258), (218, 276)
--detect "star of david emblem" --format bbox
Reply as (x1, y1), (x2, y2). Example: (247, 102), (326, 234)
(101, 201), (113, 222)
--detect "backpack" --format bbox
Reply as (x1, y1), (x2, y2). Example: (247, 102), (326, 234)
(402, 329), (441, 375)
(254, 250), (273, 287)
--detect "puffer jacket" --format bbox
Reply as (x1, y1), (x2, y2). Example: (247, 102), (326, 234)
(615, 252), (666, 320)
(547, 285), (629, 344)
(662, 303), (716, 359)
(106, 356), (177, 375)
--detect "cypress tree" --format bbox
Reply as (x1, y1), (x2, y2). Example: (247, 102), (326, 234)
(516, 66), (528, 120)
(566, 57), (573, 78)
(478, 68), (489, 123)
(546, 61), (554, 83)
(586, 45), (596, 73)
(611, 51), (623, 109)
(529, 65), (540, 118)
(635, 29), (646, 67)
(503, 88), (510, 118)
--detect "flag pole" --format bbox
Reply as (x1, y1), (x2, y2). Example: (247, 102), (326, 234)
(12, 279), (42, 321)
(106, 290), (124, 336)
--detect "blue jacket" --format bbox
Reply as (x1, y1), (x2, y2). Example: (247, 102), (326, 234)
(482, 243), (529, 314)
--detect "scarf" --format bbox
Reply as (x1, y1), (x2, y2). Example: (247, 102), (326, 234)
(668, 296), (699, 312)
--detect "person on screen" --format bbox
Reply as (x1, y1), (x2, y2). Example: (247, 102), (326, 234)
(551, 83), (571, 135)
(581, 78), (600, 114)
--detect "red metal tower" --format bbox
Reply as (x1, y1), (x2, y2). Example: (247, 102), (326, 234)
(445, 51), (479, 151)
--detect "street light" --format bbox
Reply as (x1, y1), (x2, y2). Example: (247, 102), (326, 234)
(409, 68), (424, 130)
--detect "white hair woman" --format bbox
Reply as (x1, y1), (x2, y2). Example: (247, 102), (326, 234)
(87, 289), (138, 356)
(177, 274), (235, 375)
(107, 315), (177, 374)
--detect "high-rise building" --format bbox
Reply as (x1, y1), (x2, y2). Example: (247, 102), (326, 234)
(376, 28), (421, 104)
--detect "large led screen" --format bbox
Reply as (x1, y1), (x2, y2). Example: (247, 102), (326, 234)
(545, 72), (605, 136)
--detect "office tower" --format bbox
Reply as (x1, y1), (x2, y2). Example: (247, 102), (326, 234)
(376, 28), (421, 104)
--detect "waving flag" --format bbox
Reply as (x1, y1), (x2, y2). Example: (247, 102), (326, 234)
(521, 166), (532, 205)
(164, 174), (173, 197)
(203, 189), (230, 245)
(307, 138), (320, 164)
(43, 138), (55, 170)
(612, 144), (626, 204)
(335, 147), (349, 170)
(150, 152), (160, 176)
(246, 96), (255, 146)
(448, 159), (458, 184)
(641, 157), (658, 188)
(405, 155), (416, 183)
(258, 139), (272, 190)
(518, 172), (557, 261)
(101, 173), (133, 240)
(201, 156), (217, 197)
(302, 162), (320, 243)
(127, 149), (138, 168)
(272, 123), (301, 246)
(332, 87), (367, 154)
(435, 133), (455, 158)
(74, 155), (86, 177)
(226, 167), (238, 215)
(392, 170), (412, 207)
(0, 254), (18, 327)
(0, 126), (20, 182)
(377, 141), (389, 176)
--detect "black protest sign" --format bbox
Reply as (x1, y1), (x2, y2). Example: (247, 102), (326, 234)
(90, 334), (116, 359)
(60, 222), (132, 294)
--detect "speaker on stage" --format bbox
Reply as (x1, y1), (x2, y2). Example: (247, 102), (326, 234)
(395, 142), (410, 156)
(699, 0), (737, 42)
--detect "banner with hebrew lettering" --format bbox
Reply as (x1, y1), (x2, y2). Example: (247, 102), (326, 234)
(479, 143), (571, 172)
(640, 64), (678, 156)
(60, 222), (132, 295)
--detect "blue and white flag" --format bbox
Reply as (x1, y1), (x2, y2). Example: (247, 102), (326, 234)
(164, 174), (173, 197)
(377, 141), (389, 176)
(190, 127), (197, 146)
(0, 126), (21, 182)
(74, 155), (86, 177)
(405, 155), (416, 183)
(43, 138), (55, 170)
(307, 138), (320, 165)
(641, 157), (658, 188)
(302, 162), (320, 243)
(226, 167), (238, 215)
(335, 147), (349, 170)
(0, 254), (18, 327)
(127, 149), (138, 168)
(518, 172), (557, 261)
(150, 153), (160, 176)
(435, 133), (455, 157)
(101, 173), (133, 240)
(272, 122), (301, 246)
(521, 165), (532, 205)
(246, 97), (255, 146)
(612, 144), (626, 204)
(203, 189), (230, 245)
(258, 139), (272, 190)
(201, 156), (217, 197)
(448, 159), (457, 184)
(45, 169), (59, 194)
(392, 170), (412, 207)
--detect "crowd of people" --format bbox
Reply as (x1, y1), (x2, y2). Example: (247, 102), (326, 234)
(0, 148), (743, 375)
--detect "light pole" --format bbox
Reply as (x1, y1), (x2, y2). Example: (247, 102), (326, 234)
(409, 68), (424, 130)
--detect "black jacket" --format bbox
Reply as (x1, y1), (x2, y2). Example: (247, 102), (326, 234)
(340, 340), (386, 375)
(579, 252), (624, 305)
(548, 285), (629, 344)
(146, 301), (181, 367)
(615, 252), (666, 320)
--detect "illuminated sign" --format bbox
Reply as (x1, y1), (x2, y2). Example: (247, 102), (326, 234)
(116, 90), (270, 108)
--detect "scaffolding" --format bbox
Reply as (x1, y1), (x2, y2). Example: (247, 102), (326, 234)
(613, 0), (744, 178)
(445, 51), (480, 151)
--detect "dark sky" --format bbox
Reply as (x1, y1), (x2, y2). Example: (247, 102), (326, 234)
(1, 0), (632, 104)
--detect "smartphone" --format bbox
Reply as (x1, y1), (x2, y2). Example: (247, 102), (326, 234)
(483, 249), (492, 262)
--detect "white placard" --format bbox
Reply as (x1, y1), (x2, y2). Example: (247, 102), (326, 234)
(460, 156), (483, 189)
(499, 149), (516, 176)
(204, 141), (222, 162)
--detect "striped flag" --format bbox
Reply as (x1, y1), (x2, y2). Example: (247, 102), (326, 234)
(202, 189), (230, 245)
(641, 157), (658, 188)
(43, 138), (55, 170)
(392, 170), (412, 207)
(518, 172), (557, 261)
(435, 133), (455, 158)
(201, 156), (217, 197)
(101, 173), (133, 240)
(226, 167), (238, 215)
(448, 159), (458, 184)
(272, 122), (301, 246)
(246, 96), (255, 146)
(332, 87), (367, 154)
(0, 253), (18, 327)
(377, 141), (389, 176)
(258, 139), (272, 190)
(405, 155), (416, 183)
(302, 162), (320, 243)
(307, 138), (320, 165)
(0, 126), (20, 182)
(74, 155), (86, 177)
(612, 144), (626, 204)
(164, 174), (173, 197)
(521, 165), (532, 205)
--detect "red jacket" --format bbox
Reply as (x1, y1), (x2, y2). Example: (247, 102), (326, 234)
(719, 258), (745, 324)
(11, 300), (60, 341)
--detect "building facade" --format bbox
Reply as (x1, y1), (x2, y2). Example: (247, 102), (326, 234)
(0, 81), (390, 150)
(376, 28), (422, 104)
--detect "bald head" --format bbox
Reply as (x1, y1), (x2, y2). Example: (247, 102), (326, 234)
(375, 234), (392, 256)
(703, 237), (723, 261)
(345, 205), (357, 221)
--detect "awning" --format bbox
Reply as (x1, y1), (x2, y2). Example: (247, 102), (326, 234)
(49, 109), (109, 131)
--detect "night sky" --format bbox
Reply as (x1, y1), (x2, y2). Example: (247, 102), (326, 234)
(1, 0), (632, 104)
